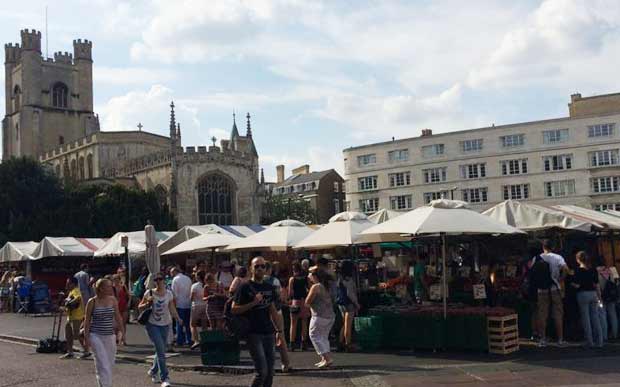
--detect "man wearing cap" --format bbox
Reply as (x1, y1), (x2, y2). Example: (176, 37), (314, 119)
(232, 257), (284, 387)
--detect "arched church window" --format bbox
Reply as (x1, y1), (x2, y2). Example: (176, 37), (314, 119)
(70, 159), (77, 178)
(59, 136), (64, 145)
(197, 173), (235, 225)
(15, 123), (19, 140)
(154, 185), (168, 208)
(52, 82), (68, 108)
(13, 85), (21, 110)
(78, 156), (85, 180)
(55, 164), (60, 176)
(87, 154), (93, 179)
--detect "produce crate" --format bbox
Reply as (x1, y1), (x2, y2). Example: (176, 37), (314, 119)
(200, 330), (240, 366)
(354, 316), (383, 336)
(487, 314), (519, 355)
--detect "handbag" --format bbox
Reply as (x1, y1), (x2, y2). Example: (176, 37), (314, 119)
(137, 290), (152, 325)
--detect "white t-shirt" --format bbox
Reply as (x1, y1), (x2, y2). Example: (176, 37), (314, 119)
(540, 252), (567, 289)
(217, 271), (234, 289)
(191, 281), (206, 307)
(148, 289), (174, 326)
(171, 273), (192, 309)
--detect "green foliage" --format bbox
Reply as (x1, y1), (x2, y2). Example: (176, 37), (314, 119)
(261, 194), (317, 225)
(0, 157), (176, 245)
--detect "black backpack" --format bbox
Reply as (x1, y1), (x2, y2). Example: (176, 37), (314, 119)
(223, 297), (250, 339)
(530, 255), (553, 290)
(602, 280), (619, 303)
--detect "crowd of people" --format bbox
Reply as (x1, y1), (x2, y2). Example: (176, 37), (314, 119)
(31, 256), (358, 387)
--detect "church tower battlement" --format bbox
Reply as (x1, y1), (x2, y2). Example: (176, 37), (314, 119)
(2, 29), (98, 160)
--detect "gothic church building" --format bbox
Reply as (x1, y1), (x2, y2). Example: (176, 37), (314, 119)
(2, 29), (262, 226)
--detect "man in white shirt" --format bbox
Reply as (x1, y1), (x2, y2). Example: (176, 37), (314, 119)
(537, 239), (569, 347)
(216, 262), (234, 291)
(171, 267), (192, 346)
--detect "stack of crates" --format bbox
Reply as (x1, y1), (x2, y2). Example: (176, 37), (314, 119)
(354, 316), (384, 351)
(200, 330), (240, 366)
(487, 314), (519, 355)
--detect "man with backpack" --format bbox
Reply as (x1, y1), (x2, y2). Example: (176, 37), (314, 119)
(533, 239), (568, 347)
(597, 260), (618, 341)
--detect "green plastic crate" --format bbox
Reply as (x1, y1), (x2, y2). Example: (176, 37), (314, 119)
(354, 316), (384, 335)
(357, 336), (383, 351)
(200, 330), (228, 343)
(201, 349), (240, 366)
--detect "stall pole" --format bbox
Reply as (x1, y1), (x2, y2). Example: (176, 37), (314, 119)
(442, 233), (447, 319)
(124, 245), (130, 287)
(610, 231), (617, 267)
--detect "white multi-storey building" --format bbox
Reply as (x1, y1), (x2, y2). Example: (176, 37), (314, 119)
(343, 92), (620, 213)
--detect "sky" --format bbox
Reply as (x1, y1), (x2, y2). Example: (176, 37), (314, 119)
(1, 0), (620, 181)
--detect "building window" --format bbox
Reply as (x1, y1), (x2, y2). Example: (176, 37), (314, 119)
(78, 156), (85, 180)
(15, 124), (19, 140)
(588, 123), (615, 138)
(594, 203), (620, 211)
(502, 184), (530, 200)
(197, 173), (235, 225)
(543, 154), (572, 171)
(459, 163), (486, 179)
(333, 182), (339, 192)
(422, 144), (445, 158)
(545, 180), (576, 198)
(345, 201), (350, 211)
(500, 134), (525, 148)
(390, 195), (413, 210)
(358, 176), (378, 191)
(388, 172), (411, 187)
(52, 82), (69, 108)
(334, 199), (340, 213)
(13, 85), (21, 111)
(591, 176), (620, 194)
(543, 129), (569, 144)
(501, 159), (528, 175)
(461, 187), (488, 203)
(460, 139), (483, 153)
(423, 167), (447, 183)
(589, 149), (620, 167)
(357, 154), (376, 167)
(87, 154), (93, 179)
(359, 198), (379, 213)
(388, 149), (409, 163)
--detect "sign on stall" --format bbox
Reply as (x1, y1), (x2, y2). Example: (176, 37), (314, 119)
(429, 283), (448, 300)
(473, 284), (487, 299)
(506, 265), (517, 278)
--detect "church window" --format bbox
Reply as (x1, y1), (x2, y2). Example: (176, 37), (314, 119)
(197, 173), (235, 225)
(87, 154), (93, 179)
(52, 82), (69, 108)
(15, 124), (19, 140)
(79, 156), (85, 180)
(55, 164), (60, 176)
(154, 185), (168, 208)
(13, 85), (21, 110)
(70, 159), (77, 178)
(59, 136), (65, 145)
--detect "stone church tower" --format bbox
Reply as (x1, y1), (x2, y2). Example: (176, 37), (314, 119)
(2, 29), (99, 160)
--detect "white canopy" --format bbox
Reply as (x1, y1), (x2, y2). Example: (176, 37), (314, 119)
(0, 241), (38, 262)
(162, 231), (242, 256)
(225, 219), (314, 252)
(482, 200), (592, 232)
(32, 237), (107, 259)
(361, 199), (525, 240)
(94, 230), (174, 259)
(294, 212), (375, 249)
(158, 224), (265, 254)
(553, 205), (620, 230)
(604, 210), (620, 218)
(367, 209), (404, 224)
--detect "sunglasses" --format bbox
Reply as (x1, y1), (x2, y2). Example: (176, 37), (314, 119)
(254, 264), (266, 269)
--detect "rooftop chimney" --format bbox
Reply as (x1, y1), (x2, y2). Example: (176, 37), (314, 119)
(292, 164), (310, 175)
(570, 93), (582, 103)
(421, 129), (433, 137)
(276, 165), (285, 184)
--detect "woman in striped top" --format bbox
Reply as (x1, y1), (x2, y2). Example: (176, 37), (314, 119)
(83, 278), (125, 387)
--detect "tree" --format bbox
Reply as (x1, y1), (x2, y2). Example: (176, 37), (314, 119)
(0, 157), (176, 245)
(261, 194), (317, 225)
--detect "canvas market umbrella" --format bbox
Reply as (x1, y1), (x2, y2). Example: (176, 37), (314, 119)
(225, 219), (315, 252)
(361, 199), (525, 318)
(367, 209), (404, 224)
(95, 230), (174, 259)
(482, 200), (592, 232)
(144, 224), (160, 290)
(0, 241), (38, 263)
(162, 231), (242, 256)
(294, 211), (375, 250)
(32, 237), (103, 259)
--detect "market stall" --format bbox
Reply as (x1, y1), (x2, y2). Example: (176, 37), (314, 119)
(158, 224), (265, 254)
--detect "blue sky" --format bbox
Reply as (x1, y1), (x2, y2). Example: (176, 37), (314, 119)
(2, 0), (620, 181)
